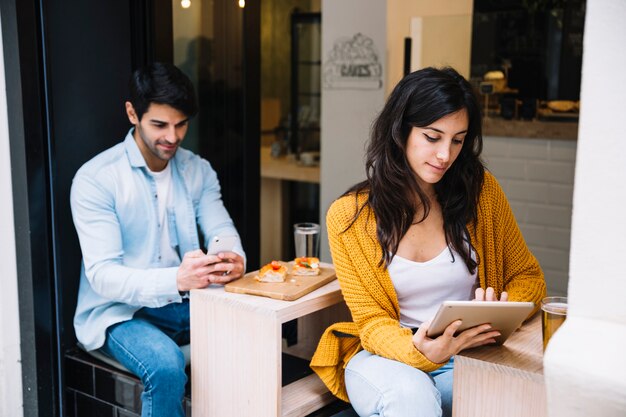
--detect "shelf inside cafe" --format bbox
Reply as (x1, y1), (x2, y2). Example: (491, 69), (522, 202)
(471, 0), (585, 142)
(476, 74), (579, 141)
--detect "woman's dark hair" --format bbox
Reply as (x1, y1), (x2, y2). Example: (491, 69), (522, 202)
(346, 67), (485, 272)
(129, 62), (198, 120)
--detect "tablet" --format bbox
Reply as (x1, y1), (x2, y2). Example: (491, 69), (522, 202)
(425, 301), (535, 344)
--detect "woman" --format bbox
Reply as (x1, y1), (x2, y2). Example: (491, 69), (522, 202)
(310, 67), (545, 417)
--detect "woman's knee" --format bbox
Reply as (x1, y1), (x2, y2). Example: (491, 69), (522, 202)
(345, 352), (441, 417)
(386, 378), (441, 411)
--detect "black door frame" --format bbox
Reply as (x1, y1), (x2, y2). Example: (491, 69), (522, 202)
(1, 1), (58, 415)
(0, 1), (260, 416)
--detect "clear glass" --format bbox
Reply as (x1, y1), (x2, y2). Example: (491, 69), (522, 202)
(541, 296), (568, 351)
(293, 222), (320, 258)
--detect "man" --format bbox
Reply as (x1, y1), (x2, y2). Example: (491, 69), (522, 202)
(71, 62), (245, 417)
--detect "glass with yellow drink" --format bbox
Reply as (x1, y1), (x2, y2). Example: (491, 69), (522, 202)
(541, 296), (567, 350)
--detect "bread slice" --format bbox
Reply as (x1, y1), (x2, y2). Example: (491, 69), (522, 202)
(293, 257), (321, 276)
(255, 261), (287, 282)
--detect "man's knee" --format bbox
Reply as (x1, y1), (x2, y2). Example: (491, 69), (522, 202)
(154, 346), (186, 375)
(152, 362), (187, 387)
(143, 346), (187, 391)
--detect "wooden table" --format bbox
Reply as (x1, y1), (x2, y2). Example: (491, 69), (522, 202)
(261, 146), (320, 183)
(190, 279), (350, 417)
(453, 314), (546, 417)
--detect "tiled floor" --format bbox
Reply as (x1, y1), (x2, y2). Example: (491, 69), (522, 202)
(64, 348), (357, 417)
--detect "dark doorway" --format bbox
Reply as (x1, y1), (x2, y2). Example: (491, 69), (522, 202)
(1, 1), (259, 415)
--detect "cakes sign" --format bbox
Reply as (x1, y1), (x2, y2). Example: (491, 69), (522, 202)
(323, 33), (383, 90)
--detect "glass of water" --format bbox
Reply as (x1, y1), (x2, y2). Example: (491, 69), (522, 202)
(293, 223), (320, 258)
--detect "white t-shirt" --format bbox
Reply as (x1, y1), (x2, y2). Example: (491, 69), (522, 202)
(388, 245), (478, 328)
(148, 163), (181, 267)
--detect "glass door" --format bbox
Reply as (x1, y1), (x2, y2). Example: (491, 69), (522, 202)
(170, 0), (260, 268)
(290, 12), (321, 156)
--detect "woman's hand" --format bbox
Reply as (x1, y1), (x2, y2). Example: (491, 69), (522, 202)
(412, 320), (501, 364)
(474, 287), (508, 301)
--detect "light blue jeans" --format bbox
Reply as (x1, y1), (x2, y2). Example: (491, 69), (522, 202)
(345, 350), (454, 417)
(99, 300), (190, 417)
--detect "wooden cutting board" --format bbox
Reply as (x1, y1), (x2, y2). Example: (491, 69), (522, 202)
(224, 262), (336, 301)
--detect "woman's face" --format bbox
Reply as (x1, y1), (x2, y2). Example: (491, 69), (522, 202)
(405, 109), (469, 191)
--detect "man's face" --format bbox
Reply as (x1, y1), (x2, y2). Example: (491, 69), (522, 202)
(125, 102), (189, 172)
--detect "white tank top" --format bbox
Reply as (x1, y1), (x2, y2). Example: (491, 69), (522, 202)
(388, 245), (478, 328)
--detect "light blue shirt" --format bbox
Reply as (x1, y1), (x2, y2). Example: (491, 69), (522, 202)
(71, 129), (245, 351)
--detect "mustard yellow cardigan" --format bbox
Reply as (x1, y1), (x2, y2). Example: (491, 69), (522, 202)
(310, 172), (546, 401)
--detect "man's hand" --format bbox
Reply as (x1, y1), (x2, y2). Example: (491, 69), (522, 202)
(176, 250), (245, 291)
(205, 251), (245, 284)
(412, 320), (500, 364)
(176, 249), (221, 292)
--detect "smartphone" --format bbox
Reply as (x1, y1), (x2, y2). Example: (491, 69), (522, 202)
(206, 235), (238, 256)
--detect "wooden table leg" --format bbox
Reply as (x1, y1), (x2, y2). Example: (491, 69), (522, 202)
(452, 315), (546, 417)
(453, 355), (547, 417)
(191, 293), (281, 416)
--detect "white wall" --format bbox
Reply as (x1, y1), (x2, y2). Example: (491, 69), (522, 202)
(0, 17), (24, 417)
(320, 0), (386, 261)
(410, 14), (472, 77)
(386, 0), (473, 95)
(544, 0), (626, 415)
(482, 136), (576, 296)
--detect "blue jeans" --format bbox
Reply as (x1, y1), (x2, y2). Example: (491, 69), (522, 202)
(99, 300), (190, 417)
(345, 350), (454, 417)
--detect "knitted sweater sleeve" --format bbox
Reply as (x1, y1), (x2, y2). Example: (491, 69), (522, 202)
(326, 198), (443, 372)
(482, 173), (546, 311)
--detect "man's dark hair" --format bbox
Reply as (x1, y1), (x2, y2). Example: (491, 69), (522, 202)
(129, 62), (198, 120)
